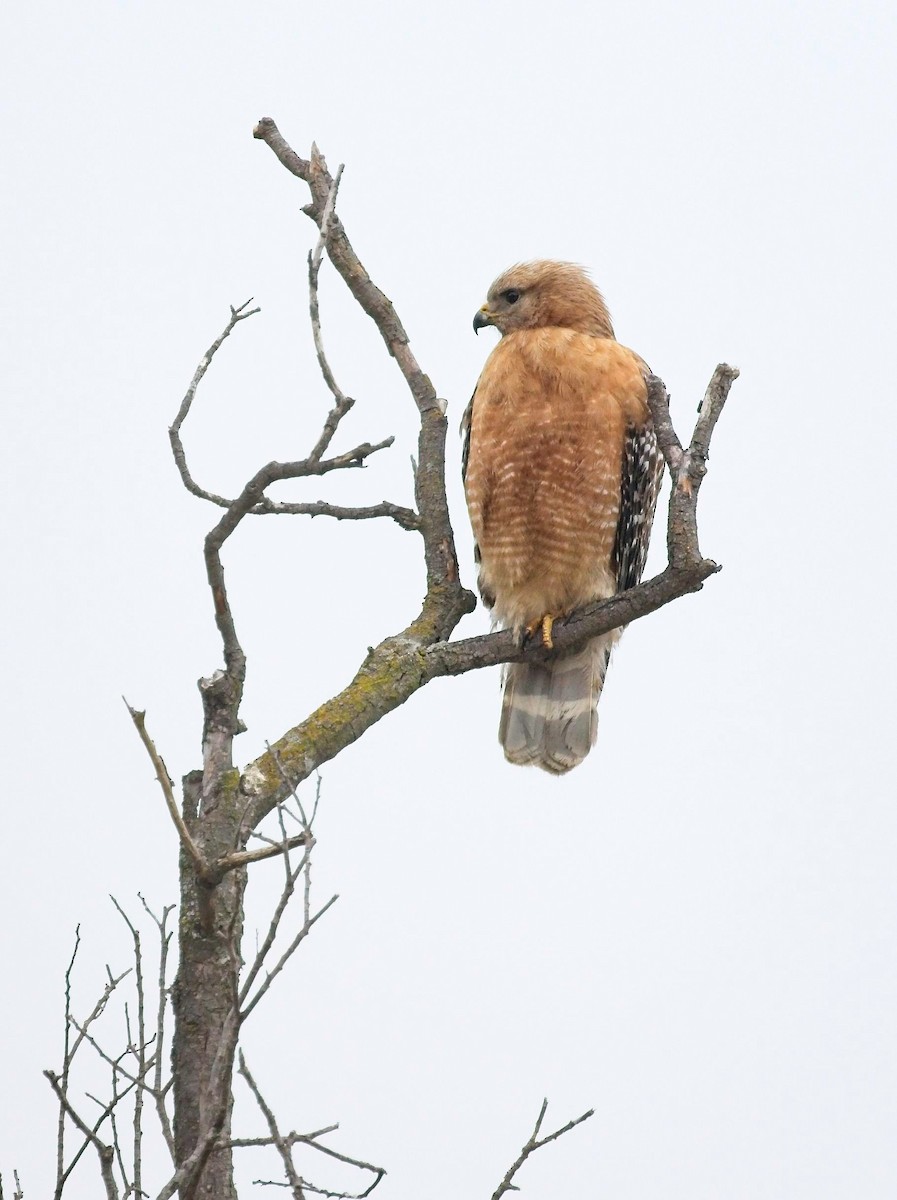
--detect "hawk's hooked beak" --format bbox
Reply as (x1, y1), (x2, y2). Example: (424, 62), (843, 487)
(473, 306), (494, 334)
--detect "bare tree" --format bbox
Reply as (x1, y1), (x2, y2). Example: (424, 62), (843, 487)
(8, 118), (736, 1199)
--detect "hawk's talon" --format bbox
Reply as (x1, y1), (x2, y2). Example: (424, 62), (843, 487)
(524, 613), (560, 650)
(540, 614), (555, 649)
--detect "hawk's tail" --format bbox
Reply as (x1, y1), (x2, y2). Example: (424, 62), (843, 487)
(498, 636), (614, 775)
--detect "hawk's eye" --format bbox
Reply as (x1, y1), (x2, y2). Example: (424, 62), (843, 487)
(503, 289), (520, 304)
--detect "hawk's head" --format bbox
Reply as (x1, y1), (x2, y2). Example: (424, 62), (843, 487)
(473, 260), (614, 339)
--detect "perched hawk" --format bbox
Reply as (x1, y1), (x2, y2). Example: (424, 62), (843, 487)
(462, 261), (663, 774)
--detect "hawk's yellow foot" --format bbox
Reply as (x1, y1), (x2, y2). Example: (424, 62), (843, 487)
(524, 613), (561, 650)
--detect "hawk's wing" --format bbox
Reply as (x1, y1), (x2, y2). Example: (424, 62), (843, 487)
(460, 387), (496, 610)
(612, 414), (665, 592)
(460, 389), (475, 486)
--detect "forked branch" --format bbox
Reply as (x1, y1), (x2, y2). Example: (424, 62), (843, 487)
(237, 1054), (385, 1199)
(44, 1071), (120, 1200)
(491, 1099), (594, 1200)
(169, 298), (261, 507)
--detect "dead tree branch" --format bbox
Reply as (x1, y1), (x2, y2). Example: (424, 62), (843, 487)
(139, 896), (177, 1160)
(124, 700), (210, 882)
(244, 497), (419, 529)
(240, 888), (337, 1022)
(238, 1055), (385, 1199)
(646, 366), (737, 570)
(307, 163), (355, 462)
(44, 901), (180, 1197)
(215, 831), (311, 873)
(0, 1170), (24, 1200)
(54, 929), (80, 1197)
(238, 802), (338, 1022)
(45, 1071), (121, 1200)
(490, 1099), (594, 1200)
(253, 122), (466, 612)
(238, 1055), (307, 1199)
(108, 898), (148, 1197)
(167, 295), (416, 527)
(169, 298), (261, 507)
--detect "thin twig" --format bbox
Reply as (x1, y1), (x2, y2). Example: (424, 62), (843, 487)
(138, 896), (176, 1160)
(238, 759), (337, 1018)
(214, 832), (311, 874)
(307, 164), (356, 464)
(238, 754), (313, 1002)
(238, 1055), (306, 1199)
(108, 1068), (130, 1197)
(240, 893), (338, 1021)
(109, 899), (145, 1198)
(491, 1099), (594, 1200)
(169, 299), (261, 505)
(55, 928), (81, 1199)
(123, 701), (209, 881)
(242, 498), (419, 529)
(274, 797), (295, 893)
(67, 968), (132, 1063)
(228, 1124), (339, 1148)
(238, 845), (310, 1007)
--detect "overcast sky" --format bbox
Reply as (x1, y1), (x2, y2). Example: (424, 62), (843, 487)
(2, 1), (896, 1197)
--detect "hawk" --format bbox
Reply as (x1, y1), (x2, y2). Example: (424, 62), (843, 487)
(462, 261), (664, 774)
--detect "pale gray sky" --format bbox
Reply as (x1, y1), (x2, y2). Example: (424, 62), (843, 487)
(2, 1), (896, 1196)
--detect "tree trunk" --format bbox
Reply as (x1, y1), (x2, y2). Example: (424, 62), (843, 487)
(172, 770), (246, 1200)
